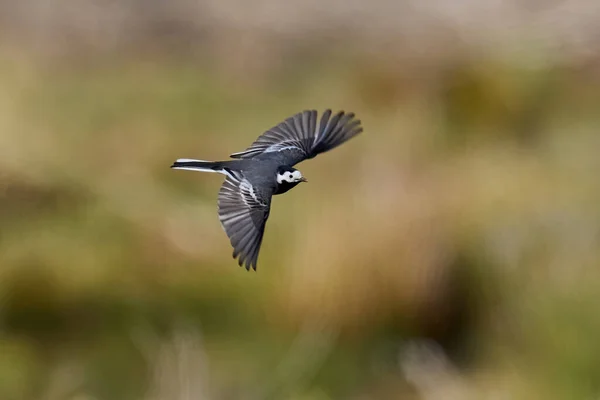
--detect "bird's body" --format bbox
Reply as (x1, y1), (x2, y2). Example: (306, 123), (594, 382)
(171, 109), (363, 271)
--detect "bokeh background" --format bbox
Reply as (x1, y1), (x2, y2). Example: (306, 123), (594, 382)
(1, 1), (600, 399)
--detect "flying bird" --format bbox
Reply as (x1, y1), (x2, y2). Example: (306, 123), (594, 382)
(171, 109), (363, 271)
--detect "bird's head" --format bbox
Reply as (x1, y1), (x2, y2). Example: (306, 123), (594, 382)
(276, 166), (308, 184)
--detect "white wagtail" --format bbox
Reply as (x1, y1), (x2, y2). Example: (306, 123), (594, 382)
(171, 109), (363, 271)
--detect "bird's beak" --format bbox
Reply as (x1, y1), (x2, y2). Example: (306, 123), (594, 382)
(300, 177), (308, 183)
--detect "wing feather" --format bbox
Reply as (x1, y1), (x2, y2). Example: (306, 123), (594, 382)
(229, 109), (363, 165)
(218, 175), (271, 271)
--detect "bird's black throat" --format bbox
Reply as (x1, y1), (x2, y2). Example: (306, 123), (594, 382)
(274, 181), (300, 195)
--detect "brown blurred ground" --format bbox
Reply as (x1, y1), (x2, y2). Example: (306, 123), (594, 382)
(1, 1), (600, 399)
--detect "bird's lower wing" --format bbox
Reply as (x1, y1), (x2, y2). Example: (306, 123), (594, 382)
(217, 174), (272, 271)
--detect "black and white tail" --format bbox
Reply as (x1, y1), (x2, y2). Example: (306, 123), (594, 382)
(170, 158), (232, 175)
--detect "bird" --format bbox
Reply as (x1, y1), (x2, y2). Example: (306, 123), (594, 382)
(171, 109), (363, 271)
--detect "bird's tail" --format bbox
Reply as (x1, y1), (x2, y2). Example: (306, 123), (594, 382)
(170, 158), (233, 175)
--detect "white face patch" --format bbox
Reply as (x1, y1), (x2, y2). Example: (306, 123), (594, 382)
(277, 169), (304, 184)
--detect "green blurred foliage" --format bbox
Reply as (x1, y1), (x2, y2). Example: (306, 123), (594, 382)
(0, 43), (599, 400)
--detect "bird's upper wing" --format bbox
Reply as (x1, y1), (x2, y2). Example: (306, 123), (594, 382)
(229, 109), (363, 166)
(218, 172), (272, 271)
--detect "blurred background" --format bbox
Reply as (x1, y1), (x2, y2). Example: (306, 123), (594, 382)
(1, 1), (600, 399)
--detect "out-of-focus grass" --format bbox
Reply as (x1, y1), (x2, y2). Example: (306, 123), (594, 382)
(0, 48), (600, 400)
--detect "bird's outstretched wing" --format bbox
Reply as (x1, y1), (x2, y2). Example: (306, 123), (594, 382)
(218, 172), (272, 271)
(229, 109), (363, 166)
